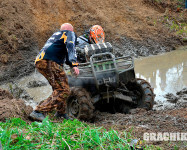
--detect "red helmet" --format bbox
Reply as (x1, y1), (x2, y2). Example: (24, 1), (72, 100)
(89, 25), (105, 44)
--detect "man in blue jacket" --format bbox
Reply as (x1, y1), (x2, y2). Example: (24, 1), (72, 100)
(30, 23), (79, 121)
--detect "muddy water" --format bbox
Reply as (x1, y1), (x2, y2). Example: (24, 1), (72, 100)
(135, 46), (187, 102)
(1, 46), (187, 108)
(17, 72), (52, 103)
(0, 71), (52, 105)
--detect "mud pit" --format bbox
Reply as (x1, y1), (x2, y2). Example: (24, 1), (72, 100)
(94, 88), (187, 132)
(1, 47), (187, 148)
(93, 87), (187, 149)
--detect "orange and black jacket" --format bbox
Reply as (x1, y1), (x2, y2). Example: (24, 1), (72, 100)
(35, 30), (78, 67)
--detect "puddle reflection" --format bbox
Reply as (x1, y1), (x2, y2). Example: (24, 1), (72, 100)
(135, 46), (187, 101)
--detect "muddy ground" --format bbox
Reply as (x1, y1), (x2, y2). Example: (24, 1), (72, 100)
(93, 88), (187, 149)
(94, 108), (187, 149)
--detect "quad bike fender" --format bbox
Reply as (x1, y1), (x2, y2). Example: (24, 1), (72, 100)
(119, 69), (135, 84)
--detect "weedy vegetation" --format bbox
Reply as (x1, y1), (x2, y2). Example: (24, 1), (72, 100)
(0, 117), (159, 150)
(146, 0), (187, 40)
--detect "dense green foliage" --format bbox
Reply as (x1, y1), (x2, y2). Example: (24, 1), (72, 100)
(0, 118), (158, 150)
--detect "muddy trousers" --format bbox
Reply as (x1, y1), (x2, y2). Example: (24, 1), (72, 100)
(35, 60), (70, 114)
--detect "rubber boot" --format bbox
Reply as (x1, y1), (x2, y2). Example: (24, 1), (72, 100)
(54, 112), (73, 120)
(29, 110), (45, 121)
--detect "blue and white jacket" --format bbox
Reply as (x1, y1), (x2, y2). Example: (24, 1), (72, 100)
(35, 30), (78, 67)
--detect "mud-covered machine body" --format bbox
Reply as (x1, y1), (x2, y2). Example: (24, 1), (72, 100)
(65, 43), (155, 120)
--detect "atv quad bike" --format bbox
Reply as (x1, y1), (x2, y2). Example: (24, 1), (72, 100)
(65, 42), (155, 121)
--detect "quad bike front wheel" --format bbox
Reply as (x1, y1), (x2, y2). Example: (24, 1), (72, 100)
(126, 78), (155, 110)
(67, 87), (94, 121)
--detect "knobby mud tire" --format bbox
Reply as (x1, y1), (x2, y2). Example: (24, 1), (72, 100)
(67, 87), (94, 121)
(127, 78), (155, 110)
(136, 78), (155, 109)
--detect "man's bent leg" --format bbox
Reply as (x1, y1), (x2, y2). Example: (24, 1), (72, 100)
(51, 61), (70, 114)
(34, 60), (57, 113)
(34, 60), (70, 116)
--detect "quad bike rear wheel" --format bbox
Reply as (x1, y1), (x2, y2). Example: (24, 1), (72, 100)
(67, 87), (94, 121)
(126, 78), (155, 110)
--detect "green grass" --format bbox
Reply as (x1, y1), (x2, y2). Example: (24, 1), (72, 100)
(0, 117), (156, 150)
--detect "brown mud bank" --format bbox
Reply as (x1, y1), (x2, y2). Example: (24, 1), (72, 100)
(0, 0), (186, 84)
(0, 89), (33, 122)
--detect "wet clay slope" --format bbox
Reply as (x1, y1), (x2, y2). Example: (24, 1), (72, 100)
(0, 89), (33, 122)
(0, 0), (185, 83)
